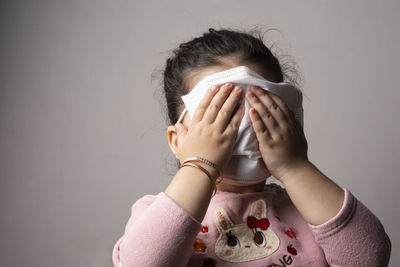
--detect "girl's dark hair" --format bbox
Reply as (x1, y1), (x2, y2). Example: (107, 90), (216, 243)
(159, 27), (302, 126)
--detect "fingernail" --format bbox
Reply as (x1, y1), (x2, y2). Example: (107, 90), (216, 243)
(175, 123), (180, 130)
(234, 86), (241, 92)
(211, 85), (218, 92)
(224, 82), (233, 88)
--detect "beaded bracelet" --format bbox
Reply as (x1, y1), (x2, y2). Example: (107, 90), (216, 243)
(181, 156), (222, 179)
(181, 162), (218, 197)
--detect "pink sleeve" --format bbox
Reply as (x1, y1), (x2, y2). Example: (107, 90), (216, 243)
(309, 188), (392, 266)
(112, 192), (202, 267)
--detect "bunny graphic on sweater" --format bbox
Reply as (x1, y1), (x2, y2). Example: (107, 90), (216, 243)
(214, 199), (280, 262)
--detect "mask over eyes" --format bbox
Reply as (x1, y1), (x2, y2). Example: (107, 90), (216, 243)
(176, 66), (304, 186)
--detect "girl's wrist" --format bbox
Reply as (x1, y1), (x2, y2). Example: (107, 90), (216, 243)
(278, 159), (313, 185)
(180, 161), (220, 182)
(195, 161), (220, 181)
(180, 157), (221, 181)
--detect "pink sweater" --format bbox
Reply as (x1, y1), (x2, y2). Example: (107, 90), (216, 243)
(112, 184), (391, 266)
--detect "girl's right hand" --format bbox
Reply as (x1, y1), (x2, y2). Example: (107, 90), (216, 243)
(174, 82), (245, 176)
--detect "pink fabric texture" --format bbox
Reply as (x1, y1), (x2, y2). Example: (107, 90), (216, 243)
(112, 184), (391, 266)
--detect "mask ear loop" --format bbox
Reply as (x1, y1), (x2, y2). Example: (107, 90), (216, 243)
(176, 107), (187, 124)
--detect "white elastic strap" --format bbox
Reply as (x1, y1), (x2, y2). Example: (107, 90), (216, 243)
(176, 107), (187, 124)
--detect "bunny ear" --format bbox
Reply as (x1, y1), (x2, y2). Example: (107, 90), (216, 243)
(249, 199), (267, 219)
(214, 207), (234, 234)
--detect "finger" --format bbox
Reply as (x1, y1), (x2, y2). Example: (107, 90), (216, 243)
(268, 92), (301, 133)
(226, 103), (245, 134)
(214, 85), (243, 132)
(191, 85), (220, 123)
(203, 82), (234, 124)
(250, 86), (288, 127)
(261, 89), (301, 133)
(246, 90), (279, 137)
(262, 89), (293, 122)
(248, 107), (272, 142)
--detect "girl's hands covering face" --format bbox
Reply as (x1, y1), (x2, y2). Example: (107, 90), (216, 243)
(246, 85), (309, 180)
(174, 83), (245, 175)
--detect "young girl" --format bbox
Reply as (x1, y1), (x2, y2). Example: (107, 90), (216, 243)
(112, 28), (391, 267)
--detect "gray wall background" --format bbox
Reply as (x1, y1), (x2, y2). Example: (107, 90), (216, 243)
(1, 0), (399, 266)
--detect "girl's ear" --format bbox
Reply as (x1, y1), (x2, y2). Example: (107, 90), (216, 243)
(166, 125), (179, 155)
(167, 123), (188, 158)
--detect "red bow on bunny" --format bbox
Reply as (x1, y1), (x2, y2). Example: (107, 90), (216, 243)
(247, 216), (270, 230)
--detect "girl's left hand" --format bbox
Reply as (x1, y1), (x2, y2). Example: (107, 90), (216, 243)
(246, 85), (309, 180)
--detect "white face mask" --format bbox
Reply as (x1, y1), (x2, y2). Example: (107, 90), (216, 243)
(176, 66), (304, 186)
